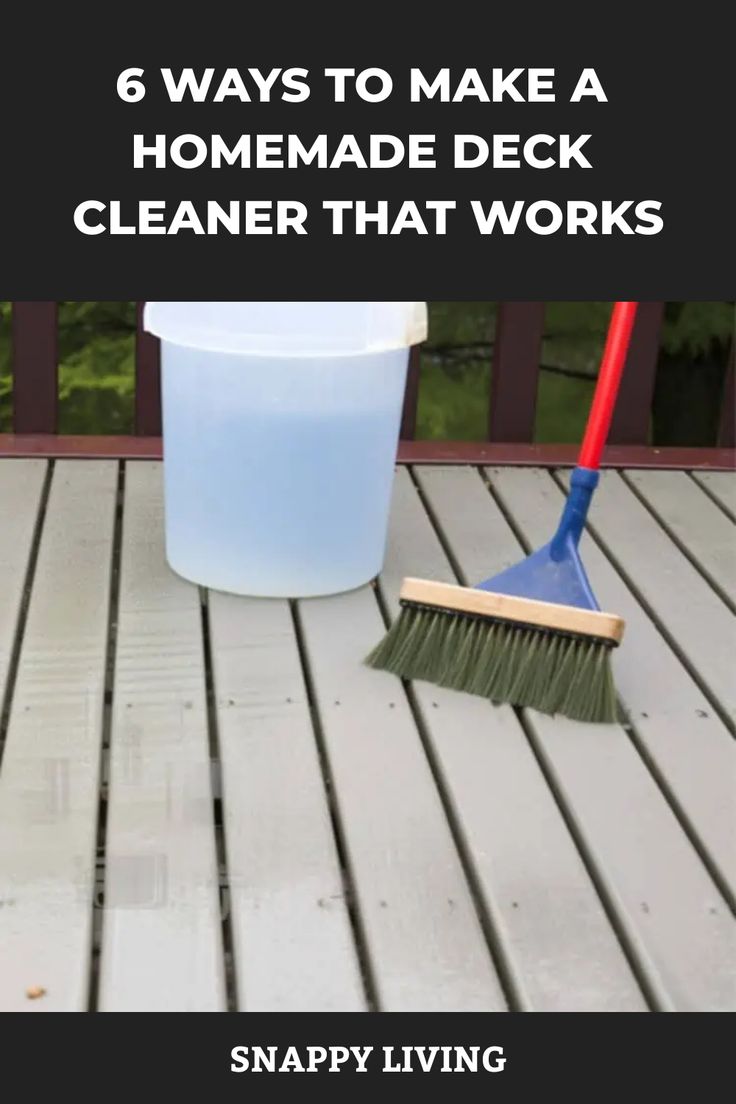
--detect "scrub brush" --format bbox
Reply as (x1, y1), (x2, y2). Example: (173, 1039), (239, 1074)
(365, 301), (638, 723)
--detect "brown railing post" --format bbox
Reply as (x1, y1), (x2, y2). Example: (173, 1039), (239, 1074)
(400, 345), (422, 440)
(608, 301), (664, 445)
(718, 340), (735, 448)
(488, 303), (545, 441)
(135, 302), (162, 436)
(11, 302), (58, 433)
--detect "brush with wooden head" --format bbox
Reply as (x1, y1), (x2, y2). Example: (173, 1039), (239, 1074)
(366, 301), (639, 723)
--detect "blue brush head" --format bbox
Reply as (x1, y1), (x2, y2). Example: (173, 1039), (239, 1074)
(476, 467), (600, 611)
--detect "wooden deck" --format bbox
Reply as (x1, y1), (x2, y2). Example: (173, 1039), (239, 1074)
(0, 459), (734, 1012)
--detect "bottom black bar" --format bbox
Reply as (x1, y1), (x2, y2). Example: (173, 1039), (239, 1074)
(0, 1012), (727, 1099)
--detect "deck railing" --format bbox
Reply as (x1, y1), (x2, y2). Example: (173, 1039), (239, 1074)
(3, 301), (735, 468)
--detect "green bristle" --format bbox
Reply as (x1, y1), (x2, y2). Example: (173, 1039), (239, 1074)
(539, 636), (582, 715)
(441, 617), (482, 688)
(505, 629), (543, 702)
(364, 605), (415, 673)
(386, 606), (425, 672)
(365, 602), (620, 724)
(408, 609), (448, 681)
(522, 631), (562, 707)
(427, 611), (459, 679)
(492, 626), (531, 702)
(466, 622), (503, 697)
(436, 615), (473, 685)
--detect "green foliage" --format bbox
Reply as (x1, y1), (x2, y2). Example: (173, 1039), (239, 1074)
(0, 300), (732, 441)
(56, 302), (135, 433)
(417, 301), (608, 442)
(661, 302), (734, 358)
(0, 301), (135, 432)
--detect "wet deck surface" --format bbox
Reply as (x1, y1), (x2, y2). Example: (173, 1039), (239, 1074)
(0, 459), (734, 1011)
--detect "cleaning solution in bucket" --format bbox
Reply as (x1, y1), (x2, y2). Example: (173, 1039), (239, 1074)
(144, 302), (427, 597)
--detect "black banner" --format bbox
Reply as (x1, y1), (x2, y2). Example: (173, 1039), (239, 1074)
(1, 3), (733, 299)
(0, 1012), (729, 1097)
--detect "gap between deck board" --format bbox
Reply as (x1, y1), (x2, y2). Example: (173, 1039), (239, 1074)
(416, 465), (735, 1011)
(488, 466), (736, 908)
(288, 599), (378, 1009)
(0, 460), (51, 764)
(197, 590), (239, 1012)
(87, 461), (125, 1011)
(407, 465), (658, 1009)
(0, 460), (118, 1012)
(380, 467), (647, 1012)
(295, 578), (508, 1011)
(370, 579), (524, 1012)
(97, 461), (226, 1012)
(2, 459), (732, 1015)
(690, 471), (736, 521)
(621, 470), (736, 611)
(204, 588), (367, 1012)
(490, 466), (736, 993)
(556, 469), (736, 733)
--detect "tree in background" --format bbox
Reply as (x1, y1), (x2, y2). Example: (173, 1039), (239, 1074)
(0, 301), (732, 442)
(653, 303), (734, 445)
(0, 301), (136, 433)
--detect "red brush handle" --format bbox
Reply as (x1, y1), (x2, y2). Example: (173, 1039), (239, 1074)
(578, 301), (639, 470)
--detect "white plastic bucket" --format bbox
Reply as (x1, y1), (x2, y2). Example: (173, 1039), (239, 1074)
(144, 302), (427, 597)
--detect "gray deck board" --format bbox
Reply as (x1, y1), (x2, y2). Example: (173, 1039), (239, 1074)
(98, 462), (225, 1012)
(0, 461), (117, 1011)
(489, 467), (736, 906)
(382, 468), (645, 1011)
(0, 457), (733, 1013)
(692, 471), (736, 520)
(625, 470), (736, 607)
(207, 592), (366, 1011)
(424, 465), (734, 1011)
(0, 460), (45, 708)
(564, 471), (736, 728)
(487, 467), (736, 1011)
(297, 584), (507, 1011)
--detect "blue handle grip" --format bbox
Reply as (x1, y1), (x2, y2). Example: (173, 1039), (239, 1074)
(550, 466), (599, 559)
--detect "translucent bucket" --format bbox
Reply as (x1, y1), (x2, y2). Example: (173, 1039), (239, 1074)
(145, 302), (427, 597)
